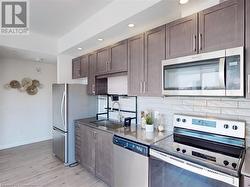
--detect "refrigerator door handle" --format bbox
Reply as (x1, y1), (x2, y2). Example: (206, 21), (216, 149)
(60, 91), (66, 130)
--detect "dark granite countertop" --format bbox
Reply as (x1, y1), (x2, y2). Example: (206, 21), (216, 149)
(75, 118), (171, 145)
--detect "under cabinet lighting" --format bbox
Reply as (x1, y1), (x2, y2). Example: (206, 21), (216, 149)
(77, 47), (82, 50)
(179, 0), (189, 4)
(98, 38), (104, 41)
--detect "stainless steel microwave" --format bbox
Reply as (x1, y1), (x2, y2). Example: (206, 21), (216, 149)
(162, 47), (244, 97)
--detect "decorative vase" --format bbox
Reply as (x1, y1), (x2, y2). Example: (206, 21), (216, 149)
(145, 124), (154, 132)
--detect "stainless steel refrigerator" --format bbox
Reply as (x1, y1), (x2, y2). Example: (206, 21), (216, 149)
(52, 84), (97, 165)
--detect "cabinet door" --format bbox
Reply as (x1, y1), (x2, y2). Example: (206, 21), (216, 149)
(88, 53), (96, 95)
(128, 34), (145, 96)
(145, 25), (166, 97)
(72, 57), (81, 79)
(246, 0), (250, 98)
(80, 125), (96, 174)
(166, 14), (198, 59)
(80, 55), (88, 78)
(96, 48), (110, 75)
(199, 0), (244, 53)
(75, 123), (81, 163)
(110, 40), (128, 73)
(95, 130), (113, 187)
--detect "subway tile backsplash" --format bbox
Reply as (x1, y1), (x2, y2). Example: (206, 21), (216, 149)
(98, 96), (250, 146)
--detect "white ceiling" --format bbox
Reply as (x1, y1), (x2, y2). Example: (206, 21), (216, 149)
(30, 0), (113, 37)
(0, 46), (57, 64)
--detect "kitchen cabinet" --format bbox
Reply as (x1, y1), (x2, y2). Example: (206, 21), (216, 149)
(75, 123), (81, 163)
(96, 48), (110, 75)
(110, 40), (128, 73)
(128, 34), (145, 96)
(72, 57), (81, 79)
(87, 53), (96, 95)
(80, 55), (88, 78)
(144, 25), (166, 97)
(80, 125), (96, 174)
(246, 0), (250, 98)
(95, 130), (113, 186)
(76, 123), (113, 186)
(198, 0), (244, 53)
(166, 14), (198, 59)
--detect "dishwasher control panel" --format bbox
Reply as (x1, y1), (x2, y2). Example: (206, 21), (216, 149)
(113, 135), (149, 156)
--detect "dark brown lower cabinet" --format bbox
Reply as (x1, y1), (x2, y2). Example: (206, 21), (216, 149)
(75, 123), (113, 187)
(95, 130), (113, 186)
(80, 125), (96, 174)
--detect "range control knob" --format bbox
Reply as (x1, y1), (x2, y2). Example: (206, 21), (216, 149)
(223, 160), (229, 166)
(232, 125), (238, 130)
(224, 124), (229, 129)
(182, 149), (186, 153)
(232, 163), (237, 169)
(176, 148), (180, 152)
(176, 118), (181, 122)
(182, 119), (186, 123)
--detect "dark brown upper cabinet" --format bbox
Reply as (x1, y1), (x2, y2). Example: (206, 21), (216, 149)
(110, 40), (128, 73)
(144, 25), (166, 97)
(246, 0), (250, 98)
(96, 47), (110, 75)
(166, 14), (198, 59)
(80, 55), (88, 78)
(128, 34), (145, 96)
(198, 0), (244, 53)
(87, 53), (97, 95)
(72, 57), (81, 79)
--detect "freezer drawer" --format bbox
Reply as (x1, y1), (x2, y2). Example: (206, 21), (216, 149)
(53, 127), (67, 163)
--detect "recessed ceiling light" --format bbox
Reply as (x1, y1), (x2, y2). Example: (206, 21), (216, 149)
(98, 38), (104, 41)
(35, 58), (43, 62)
(179, 0), (189, 4)
(77, 47), (82, 50)
(128, 23), (135, 28)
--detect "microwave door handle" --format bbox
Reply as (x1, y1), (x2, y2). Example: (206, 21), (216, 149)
(219, 57), (226, 89)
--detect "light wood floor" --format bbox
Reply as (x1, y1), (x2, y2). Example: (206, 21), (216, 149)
(0, 140), (108, 187)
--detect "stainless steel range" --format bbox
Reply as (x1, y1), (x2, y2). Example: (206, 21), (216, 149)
(149, 114), (246, 187)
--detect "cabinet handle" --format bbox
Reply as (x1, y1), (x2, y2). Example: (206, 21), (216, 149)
(140, 81), (143, 93)
(92, 84), (95, 94)
(143, 81), (146, 93)
(199, 33), (202, 51)
(193, 35), (196, 52)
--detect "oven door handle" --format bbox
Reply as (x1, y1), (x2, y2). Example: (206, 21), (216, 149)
(150, 149), (239, 187)
(219, 57), (226, 89)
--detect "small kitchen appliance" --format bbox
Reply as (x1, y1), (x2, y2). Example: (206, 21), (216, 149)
(162, 47), (244, 97)
(150, 114), (246, 187)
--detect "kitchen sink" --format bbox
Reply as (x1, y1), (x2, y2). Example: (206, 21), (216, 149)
(90, 119), (123, 130)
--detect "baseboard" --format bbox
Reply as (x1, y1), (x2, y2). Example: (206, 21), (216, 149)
(0, 136), (52, 150)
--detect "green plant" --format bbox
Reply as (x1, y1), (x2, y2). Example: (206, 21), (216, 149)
(145, 114), (153, 125)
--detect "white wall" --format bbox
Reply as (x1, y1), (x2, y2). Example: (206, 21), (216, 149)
(57, 54), (87, 84)
(0, 58), (57, 150)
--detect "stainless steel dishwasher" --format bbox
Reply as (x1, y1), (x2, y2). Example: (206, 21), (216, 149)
(113, 135), (149, 187)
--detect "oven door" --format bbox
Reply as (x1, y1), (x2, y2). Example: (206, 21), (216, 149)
(225, 47), (244, 97)
(162, 50), (226, 96)
(149, 149), (239, 187)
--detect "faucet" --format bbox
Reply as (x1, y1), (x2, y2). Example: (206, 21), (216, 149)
(111, 101), (123, 122)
